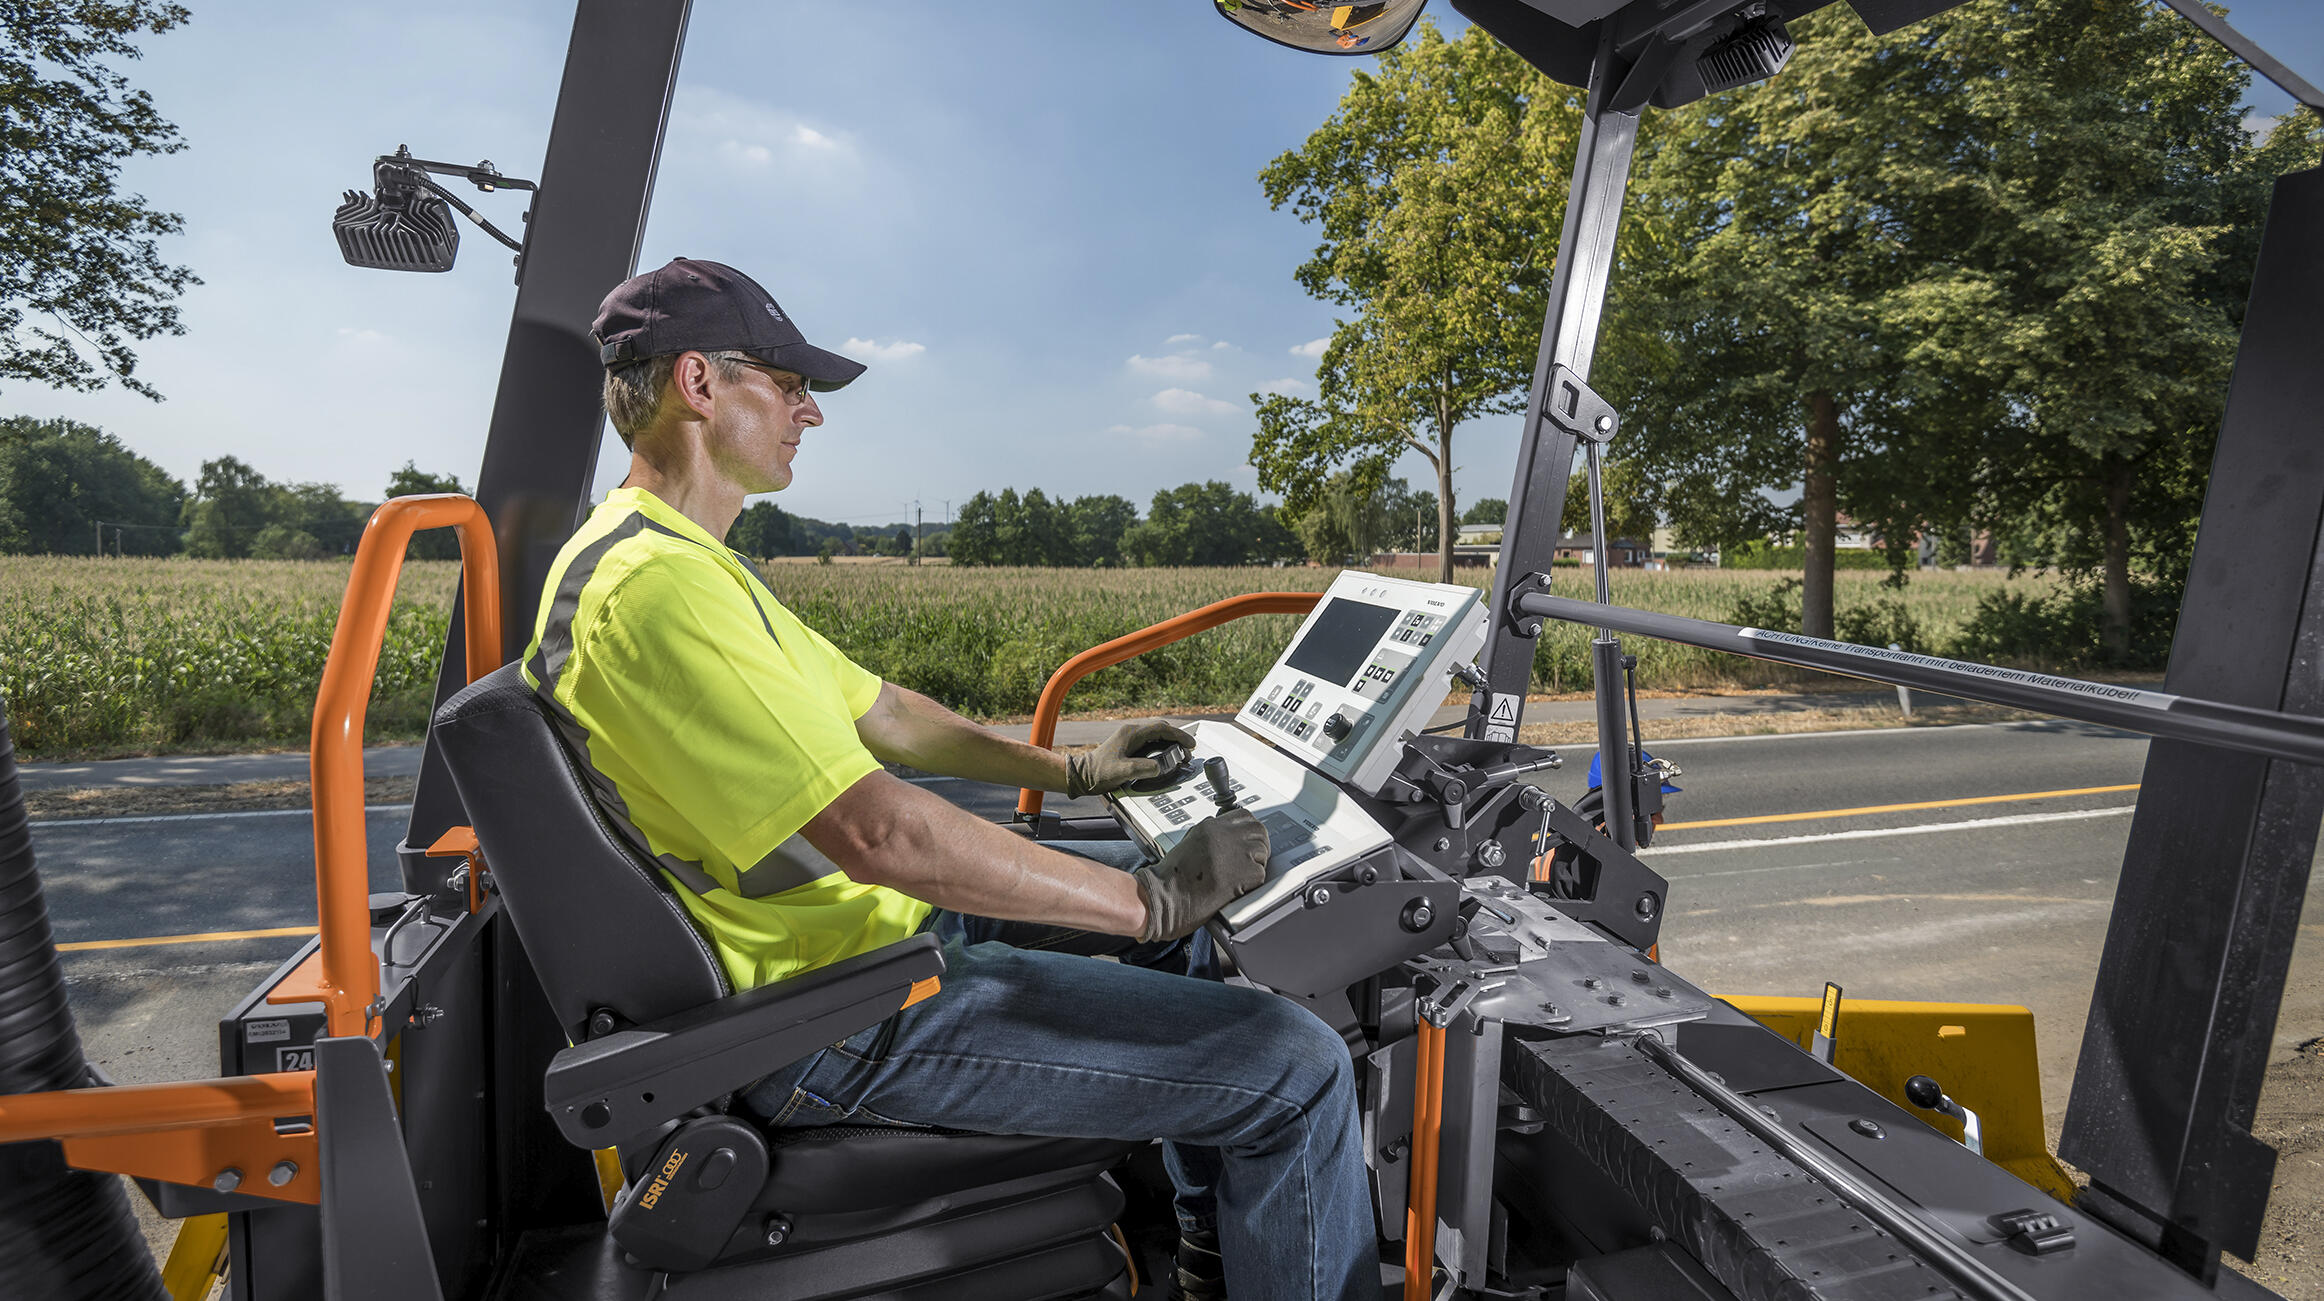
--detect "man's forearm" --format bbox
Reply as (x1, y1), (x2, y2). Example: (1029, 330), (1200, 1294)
(802, 769), (1147, 935)
(856, 683), (1072, 791)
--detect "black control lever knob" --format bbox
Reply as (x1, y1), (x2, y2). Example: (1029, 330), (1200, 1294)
(1904, 1074), (1943, 1111)
(1203, 757), (1236, 811)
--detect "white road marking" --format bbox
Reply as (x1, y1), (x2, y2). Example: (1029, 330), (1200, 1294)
(1646, 805), (2134, 855)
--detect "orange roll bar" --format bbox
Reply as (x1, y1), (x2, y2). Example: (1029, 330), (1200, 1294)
(1015, 592), (1321, 820)
(0, 1072), (317, 1144)
(309, 494), (502, 1037)
(1404, 1018), (1448, 1301)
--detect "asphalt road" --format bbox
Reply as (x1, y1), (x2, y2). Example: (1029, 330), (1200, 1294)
(38, 718), (2321, 1115)
(26, 714), (2324, 1267)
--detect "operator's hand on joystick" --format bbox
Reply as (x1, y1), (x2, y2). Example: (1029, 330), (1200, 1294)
(1133, 808), (1269, 943)
(1066, 719), (1195, 799)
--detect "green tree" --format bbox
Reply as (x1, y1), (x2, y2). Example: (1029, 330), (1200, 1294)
(1557, 464), (1657, 549)
(1954, 32), (2321, 658)
(0, 416), (183, 553)
(180, 456), (271, 559)
(3, 1), (197, 399)
(277, 481), (366, 556)
(727, 500), (793, 558)
(1067, 494), (1138, 567)
(386, 461), (467, 559)
(1013, 489), (1072, 566)
(1253, 21), (1583, 582)
(1606, 0), (2291, 647)
(248, 522), (324, 560)
(1459, 498), (1505, 526)
(947, 490), (1006, 566)
(1120, 481), (1290, 567)
(1292, 473), (1410, 565)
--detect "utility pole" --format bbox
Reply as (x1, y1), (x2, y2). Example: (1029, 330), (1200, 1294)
(912, 498), (923, 566)
(94, 521), (103, 557)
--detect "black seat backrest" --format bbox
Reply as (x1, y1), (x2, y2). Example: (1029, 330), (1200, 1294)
(433, 663), (728, 1040)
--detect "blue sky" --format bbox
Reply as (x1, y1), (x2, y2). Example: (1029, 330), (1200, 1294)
(10, 0), (2319, 531)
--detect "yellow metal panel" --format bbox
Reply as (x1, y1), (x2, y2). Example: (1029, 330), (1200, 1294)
(1721, 994), (2076, 1202)
(160, 1212), (229, 1301)
(594, 1146), (626, 1215)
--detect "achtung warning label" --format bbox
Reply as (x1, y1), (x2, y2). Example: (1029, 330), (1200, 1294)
(1489, 695), (1518, 723)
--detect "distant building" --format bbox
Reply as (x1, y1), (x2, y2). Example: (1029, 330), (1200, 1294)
(1551, 531), (1649, 567)
(1372, 547), (1496, 570)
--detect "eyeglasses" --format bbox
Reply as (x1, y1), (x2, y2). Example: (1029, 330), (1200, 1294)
(728, 358), (811, 404)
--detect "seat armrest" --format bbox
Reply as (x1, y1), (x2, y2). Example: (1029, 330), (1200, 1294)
(543, 934), (944, 1147)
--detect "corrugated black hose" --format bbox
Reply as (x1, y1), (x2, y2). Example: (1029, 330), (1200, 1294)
(0, 699), (167, 1298)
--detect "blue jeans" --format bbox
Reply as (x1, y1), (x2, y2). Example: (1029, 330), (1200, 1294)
(742, 841), (1377, 1301)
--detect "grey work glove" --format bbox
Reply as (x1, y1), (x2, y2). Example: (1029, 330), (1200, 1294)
(1133, 807), (1270, 943)
(1065, 718), (1196, 799)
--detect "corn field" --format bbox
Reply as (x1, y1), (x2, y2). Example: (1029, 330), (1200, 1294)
(0, 555), (2057, 760)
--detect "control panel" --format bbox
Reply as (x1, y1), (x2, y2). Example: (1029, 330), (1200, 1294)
(1236, 572), (1487, 797)
(1107, 721), (1392, 931)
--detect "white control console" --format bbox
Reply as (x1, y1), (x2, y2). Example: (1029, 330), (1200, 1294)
(1235, 573), (1487, 797)
(1108, 721), (1392, 931)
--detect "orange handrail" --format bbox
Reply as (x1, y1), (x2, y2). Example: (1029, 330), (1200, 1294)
(1404, 1018), (1448, 1300)
(309, 494), (502, 1037)
(1014, 591), (1322, 820)
(0, 1072), (317, 1143)
(0, 495), (501, 1204)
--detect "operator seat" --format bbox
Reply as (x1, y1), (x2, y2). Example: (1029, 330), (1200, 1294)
(433, 663), (1138, 1298)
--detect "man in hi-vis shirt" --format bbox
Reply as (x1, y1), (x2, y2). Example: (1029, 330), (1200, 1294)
(519, 259), (1375, 1300)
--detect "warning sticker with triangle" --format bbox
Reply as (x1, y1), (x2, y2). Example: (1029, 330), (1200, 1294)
(1489, 695), (1518, 724)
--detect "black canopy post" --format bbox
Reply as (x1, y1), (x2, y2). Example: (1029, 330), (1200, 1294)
(1473, 26), (1638, 746)
(2058, 163), (2324, 1281)
(400, 0), (693, 890)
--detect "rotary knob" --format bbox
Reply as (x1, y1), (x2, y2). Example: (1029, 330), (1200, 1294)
(1322, 713), (1352, 741)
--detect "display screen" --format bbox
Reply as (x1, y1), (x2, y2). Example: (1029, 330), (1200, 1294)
(1283, 598), (1400, 689)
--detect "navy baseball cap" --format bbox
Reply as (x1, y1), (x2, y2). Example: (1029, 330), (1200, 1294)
(592, 258), (866, 392)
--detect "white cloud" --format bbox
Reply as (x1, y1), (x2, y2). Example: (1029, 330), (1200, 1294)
(1165, 332), (1204, 345)
(1151, 388), (1242, 419)
(1290, 337), (1329, 359)
(1127, 353), (1212, 381)
(1104, 422), (1205, 442)
(334, 327), (389, 345)
(1258, 376), (1313, 397)
(1212, 340), (1231, 350)
(671, 87), (857, 174)
(842, 337), (926, 362)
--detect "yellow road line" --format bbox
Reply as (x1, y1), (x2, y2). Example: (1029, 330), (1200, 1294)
(1660, 783), (2141, 832)
(57, 925), (317, 953)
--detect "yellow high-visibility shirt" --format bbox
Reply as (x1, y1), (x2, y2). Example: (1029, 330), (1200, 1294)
(518, 486), (931, 991)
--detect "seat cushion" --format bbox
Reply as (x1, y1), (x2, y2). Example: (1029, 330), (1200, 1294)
(756, 1125), (1140, 1216)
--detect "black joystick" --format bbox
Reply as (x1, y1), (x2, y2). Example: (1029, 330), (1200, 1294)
(1203, 757), (1236, 811)
(1122, 741), (1194, 794)
(1903, 1075), (1942, 1111)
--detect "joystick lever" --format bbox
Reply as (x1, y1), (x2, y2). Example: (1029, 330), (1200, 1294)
(1202, 757), (1237, 811)
(1904, 1074), (1983, 1156)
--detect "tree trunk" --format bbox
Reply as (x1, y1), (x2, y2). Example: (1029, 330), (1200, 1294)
(2102, 458), (2134, 663)
(1434, 417), (1457, 585)
(1801, 391), (1841, 640)
(1435, 463), (1457, 584)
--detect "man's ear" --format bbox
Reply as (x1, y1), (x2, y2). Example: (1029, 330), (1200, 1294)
(668, 351), (719, 422)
